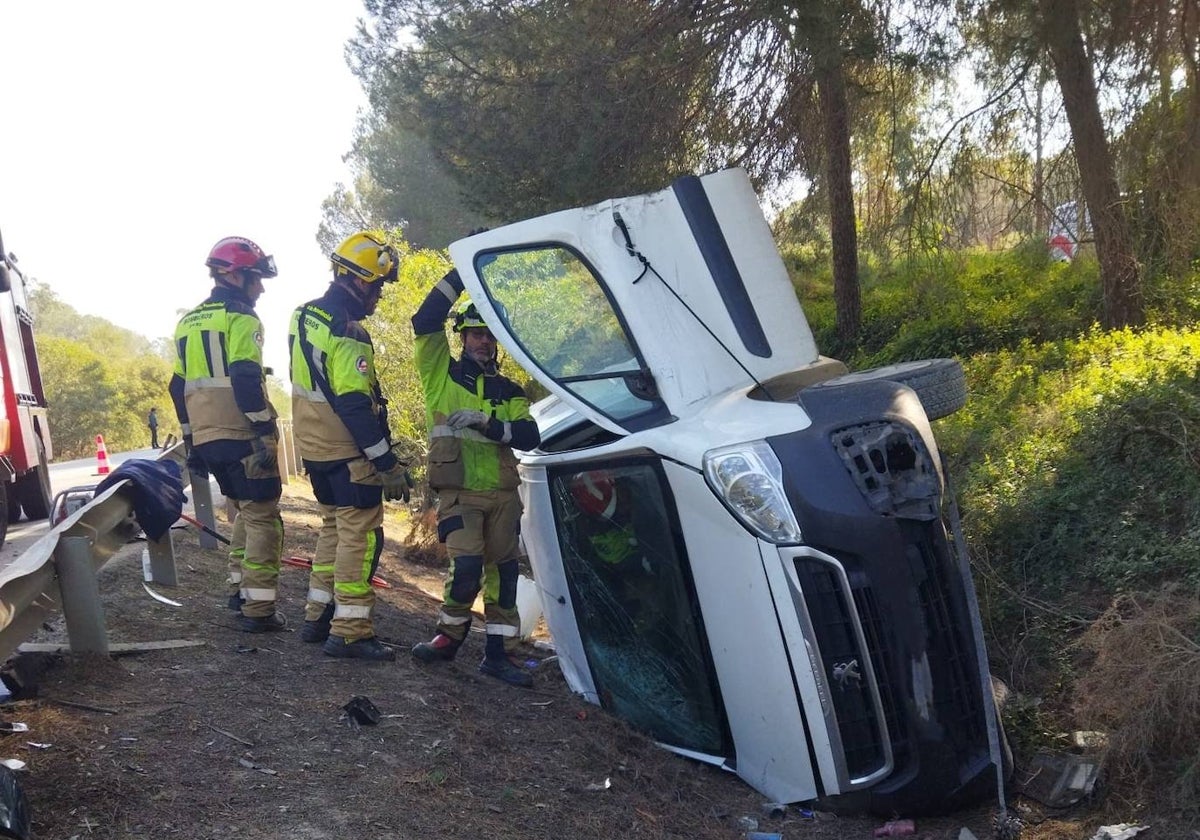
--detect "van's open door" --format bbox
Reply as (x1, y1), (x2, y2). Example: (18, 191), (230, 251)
(447, 167), (820, 436)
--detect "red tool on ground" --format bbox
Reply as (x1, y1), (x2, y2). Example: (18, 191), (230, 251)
(178, 512), (230, 545)
(285, 555), (392, 588)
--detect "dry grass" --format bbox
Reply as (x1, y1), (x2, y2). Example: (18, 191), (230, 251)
(401, 505), (447, 568)
(1074, 587), (1200, 813)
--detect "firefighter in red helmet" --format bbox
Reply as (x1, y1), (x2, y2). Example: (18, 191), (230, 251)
(169, 236), (285, 632)
(566, 469), (659, 626)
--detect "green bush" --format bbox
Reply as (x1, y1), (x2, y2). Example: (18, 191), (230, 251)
(800, 248), (1102, 366)
(951, 328), (1200, 591)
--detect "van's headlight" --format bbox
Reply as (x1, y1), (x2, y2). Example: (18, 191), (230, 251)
(703, 441), (802, 544)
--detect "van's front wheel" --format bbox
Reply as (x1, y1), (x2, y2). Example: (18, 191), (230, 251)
(0, 483), (10, 549)
(15, 436), (53, 521)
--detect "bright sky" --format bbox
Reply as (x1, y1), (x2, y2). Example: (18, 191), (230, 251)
(0, 1), (371, 376)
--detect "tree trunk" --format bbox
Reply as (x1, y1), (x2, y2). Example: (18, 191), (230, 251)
(1033, 75), (1046, 238)
(817, 53), (861, 344)
(1040, 0), (1143, 328)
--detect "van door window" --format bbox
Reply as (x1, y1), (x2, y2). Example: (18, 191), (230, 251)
(474, 247), (667, 426)
(550, 461), (727, 754)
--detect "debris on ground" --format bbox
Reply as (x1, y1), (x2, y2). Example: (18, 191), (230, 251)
(341, 695), (381, 726)
(736, 815), (759, 832)
(1090, 825), (1148, 840)
(1014, 750), (1103, 809)
(760, 801), (786, 819)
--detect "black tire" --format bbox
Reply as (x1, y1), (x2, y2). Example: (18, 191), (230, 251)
(7, 493), (20, 524)
(812, 358), (967, 420)
(15, 436), (52, 521)
(0, 483), (9, 550)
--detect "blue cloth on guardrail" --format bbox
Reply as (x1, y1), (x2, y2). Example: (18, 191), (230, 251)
(94, 458), (184, 541)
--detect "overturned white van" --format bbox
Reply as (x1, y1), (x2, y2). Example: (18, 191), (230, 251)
(448, 168), (999, 815)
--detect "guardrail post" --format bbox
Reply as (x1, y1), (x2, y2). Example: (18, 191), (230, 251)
(53, 536), (109, 655)
(279, 422), (298, 480)
(146, 530), (179, 586)
(189, 471), (219, 551)
(276, 436), (290, 486)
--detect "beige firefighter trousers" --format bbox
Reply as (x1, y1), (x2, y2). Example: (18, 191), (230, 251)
(304, 502), (384, 641)
(227, 498), (284, 618)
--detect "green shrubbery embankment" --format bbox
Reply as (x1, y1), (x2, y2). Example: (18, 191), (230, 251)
(796, 246), (1200, 810)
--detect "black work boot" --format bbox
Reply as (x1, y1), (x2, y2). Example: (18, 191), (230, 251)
(411, 633), (462, 663)
(299, 603), (334, 643)
(478, 634), (532, 687)
(227, 593), (244, 611)
(323, 634), (396, 662)
(239, 611), (287, 633)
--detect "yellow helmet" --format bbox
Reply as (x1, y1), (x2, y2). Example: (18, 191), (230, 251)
(331, 231), (398, 283)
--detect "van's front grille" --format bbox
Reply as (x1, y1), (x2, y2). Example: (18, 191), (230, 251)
(850, 581), (910, 770)
(792, 521), (984, 783)
(905, 522), (986, 747)
(792, 557), (888, 780)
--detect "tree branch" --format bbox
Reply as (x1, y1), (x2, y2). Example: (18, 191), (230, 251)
(910, 61), (1033, 206)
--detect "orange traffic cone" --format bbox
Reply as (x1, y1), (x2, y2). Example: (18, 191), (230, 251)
(94, 434), (111, 476)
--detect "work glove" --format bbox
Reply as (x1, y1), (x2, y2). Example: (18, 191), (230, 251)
(250, 436), (278, 473)
(380, 464), (414, 503)
(183, 435), (208, 479)
(185, 449), (209, 480)
(446, 409), (490, 431)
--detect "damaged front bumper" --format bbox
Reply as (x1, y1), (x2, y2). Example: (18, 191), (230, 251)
(764, 378), (995, 814)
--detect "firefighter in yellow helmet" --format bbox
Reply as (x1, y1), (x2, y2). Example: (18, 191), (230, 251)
(169, 236), (284, 632)
(409, 267), (541, 687)
(288, 231), (411, 661)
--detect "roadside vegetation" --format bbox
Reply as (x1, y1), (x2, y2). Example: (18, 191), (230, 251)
(27, 285), (291, 460)
(798, 245), (1200, 817)
(28, 284), (176, 459)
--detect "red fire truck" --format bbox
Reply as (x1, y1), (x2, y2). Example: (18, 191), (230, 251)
(0, 229), (53, 548)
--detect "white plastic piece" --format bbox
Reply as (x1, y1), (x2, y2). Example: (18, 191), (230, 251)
(142, 582), (182, 607)
(516, 574), (543, 641)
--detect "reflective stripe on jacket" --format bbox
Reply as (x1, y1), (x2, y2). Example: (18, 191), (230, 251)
(170, 287), (276, 445)
(288, 284), (395, 468)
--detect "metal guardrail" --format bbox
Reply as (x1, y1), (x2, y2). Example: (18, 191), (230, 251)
(0, 442), (218, 660)
(278, 421), (300, 481)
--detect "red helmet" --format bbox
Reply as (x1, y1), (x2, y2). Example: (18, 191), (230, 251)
(569, 471), (617, 519)
(205, 236), (277, 279)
